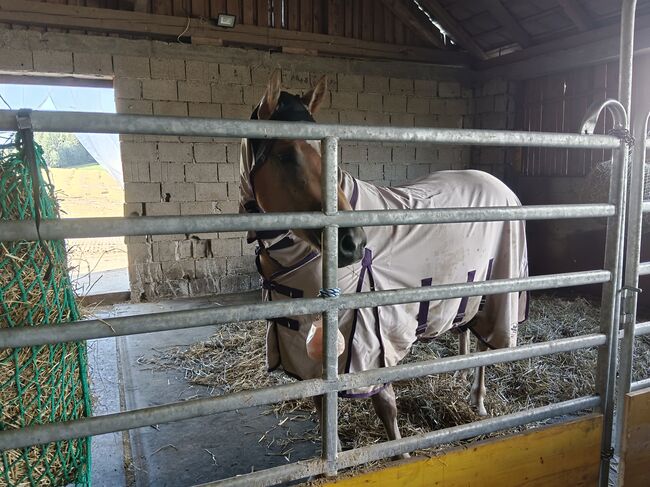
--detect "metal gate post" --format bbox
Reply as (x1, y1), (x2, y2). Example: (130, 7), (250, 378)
(321, 136), (340, 476)
(581, 100), (630, 486)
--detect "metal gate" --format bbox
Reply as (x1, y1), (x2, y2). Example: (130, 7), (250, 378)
(0, 100), (632, 486)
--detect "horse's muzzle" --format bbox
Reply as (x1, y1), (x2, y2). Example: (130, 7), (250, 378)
(338, 227), (367, 268)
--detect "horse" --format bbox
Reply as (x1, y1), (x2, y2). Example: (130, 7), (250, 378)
(239, 70), (529, 451)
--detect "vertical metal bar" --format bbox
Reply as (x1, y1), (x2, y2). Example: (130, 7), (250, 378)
(615, 111), (649, 464)
(618, 0), (637, 120)
(321, 136), (339, 476)
(597, 140), (629, 486)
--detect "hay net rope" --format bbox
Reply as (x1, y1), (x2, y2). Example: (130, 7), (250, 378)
(0, 133), (92, 486)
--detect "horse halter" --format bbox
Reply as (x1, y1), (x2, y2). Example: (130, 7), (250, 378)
(249, 91), (316, 181)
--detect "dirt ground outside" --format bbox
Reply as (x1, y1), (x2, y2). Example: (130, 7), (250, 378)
(48, 163), (127, 293)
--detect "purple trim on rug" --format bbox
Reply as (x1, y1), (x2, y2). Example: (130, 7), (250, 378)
(270, 251), (319, 280)
(453, 269), (476, 324)
(416, 277), (433, 335)
(521, 290), (530, 322)
(344, 248), (372, 375)
(271, 317), (300, 331)
(350, 178), (359, 209)
(479, 258), (494, 312)
(339, 383), (387, 399)
(262, 279), (304, 298)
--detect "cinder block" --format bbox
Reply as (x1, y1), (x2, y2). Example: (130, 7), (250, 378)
(150, 57), (185, 80)
(252, 65), (273, 85)
(390, 113), (414, 127)
(414, 114), (439, 128)
(73, 52), (112, 76)
(392, 147), (416, 163)
(116, 99), (153, 115)
(126, 243), (151, 266)
(152, 241), (178, 261)
(158, 142), (193, 162)
(181, 201), (221, 215)
(162, 182), (195, 202)
(226, 255), (256, 274)
(217, 163), (237, 181)
(195, 182), (228, 201)
(476, 96), (494, 114)
(178, 80), (211, 102)
(194, 143), (227, 163)
(389, 78), (413, 94)
(121, 142), (156, 161)
(226, 182), (240, 200)
(283, 70), (310, 89)
(364, 75), (389, 94)
(189, 277), (220, 296)
(185, 163), (219, 182)
(414, 79), (437, 96)
(219, 64), (251, 84)
(0, 49), (33, 71)
(446, 99), (470, 115)
(415, 146), (438, 164)
(145, 202), (181, 216)
(317, 109), (339, 124)
(364, 112), (390, 126)
(33, 50), (73, 73)
(186, 60), (219, 81)
(114, 78), (142, 100)
(125, 182), (160, 203)
(221, 104), (251, 119)
(143, 79), (178, 101)
(438, 114), (464, 128)
(339, 111), (365, 125)
(214, 200), (238, 213)
(220, 274), (251, 293)
(161, 259), (196, 280)
(331, 92), (357, 110)
(128, 161), (150, 182)
(358, 93), (382, 112)
(482, 78), (508, 96)
(225, 142), (243, 163)
(132, 262), (163, 283)
(123, 203), (143, 217)
(407, 164), (430, 180)
(407, 96), (430, 115)
(192, 238), (210, 259)
(195, 258), (227, 279)
(242, 85), (266, 106)
(383, 164), (407, 181)
(154, 279), (190, 298)
(494, 94), (511, 112)
(188, 103), (222, 118)
(210, 238), (241, 257)
(149, 161), (162, 181)
(338, 73), (364, 92)
(383, 95), (406, 113)
(367, 145), (392, 164)
(341, 145), (367, 163)
(438, 81), (461, 98)
(113, 55), (150, 78)
(161, 162), (185, 182)
(153, 101), (188, 116)
(429, 98), (445, 114)
(359, 164), (384, 180)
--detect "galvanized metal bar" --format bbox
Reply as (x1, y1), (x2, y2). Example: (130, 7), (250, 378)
(0, 270), (611, 349)
(587, 101), (629, 486)
(630, 378), (650, 392)
(0, 204), (616, 242)
(619, 0), (637, 120)
(634, 321), (650, 336)
(0, 109), (620, 148)
(194, 459), (325, 487)
(336, 396), (601, 468)
(639, 261), (650, 275)
(338, 333), (606, 392)
(642, 201), (650, 213)
(321, 136), (340, 475)
(0, 333), (604, 451)
(0, 379), (331, 451)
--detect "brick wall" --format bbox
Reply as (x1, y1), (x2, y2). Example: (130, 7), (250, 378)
(0, 28), (475, 301)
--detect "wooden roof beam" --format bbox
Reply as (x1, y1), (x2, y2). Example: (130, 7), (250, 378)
(378, 0), (445, 49)
(556, 0), (595, 32)
(479, 0), (531, 48)
(415, 0), (488, 60)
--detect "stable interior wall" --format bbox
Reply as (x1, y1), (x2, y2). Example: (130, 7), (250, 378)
(0, 28), (477, 301)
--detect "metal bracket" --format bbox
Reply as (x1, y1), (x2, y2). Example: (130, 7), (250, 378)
(16, 109), (33, 130)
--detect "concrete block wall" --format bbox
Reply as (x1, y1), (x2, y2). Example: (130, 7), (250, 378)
(0, 28), (474, 301)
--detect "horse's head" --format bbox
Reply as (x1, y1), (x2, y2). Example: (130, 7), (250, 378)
(249, 71), (367, 268)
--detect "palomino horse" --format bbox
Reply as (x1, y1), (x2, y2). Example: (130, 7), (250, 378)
(239, 71), (529, 450)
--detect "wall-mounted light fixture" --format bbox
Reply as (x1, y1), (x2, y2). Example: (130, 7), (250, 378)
(216, 14), (237, 28)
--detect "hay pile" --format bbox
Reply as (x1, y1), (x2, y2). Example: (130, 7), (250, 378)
(0, 138), (91, 486)
(146, 294), (650, 467)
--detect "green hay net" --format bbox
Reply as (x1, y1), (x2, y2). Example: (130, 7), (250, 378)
(0, 134), (92, 486)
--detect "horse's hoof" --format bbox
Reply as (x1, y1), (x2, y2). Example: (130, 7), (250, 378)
(477, 406), (488, 417)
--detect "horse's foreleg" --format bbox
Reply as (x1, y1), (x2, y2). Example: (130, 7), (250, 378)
(470, 341), (488, 416)
(370, 384), (410, 460)
(458, 328), (470, 381)
(313, 395), (342, 452)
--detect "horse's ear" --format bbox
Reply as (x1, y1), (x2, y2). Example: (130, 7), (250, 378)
(258, 69), (282, 120)
(302, 75), (328, 115)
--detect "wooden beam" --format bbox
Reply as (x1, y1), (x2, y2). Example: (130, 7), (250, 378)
(556, 0), (595, 32)
(620, 388), (650, 486)
(416, 0), (487, 60)
(377, 0), (444, 49)
(480, 0), (531, 48)
(133, 0), (149, 12)
(0, 0), (469, 66)
(479, 15), (650, 80)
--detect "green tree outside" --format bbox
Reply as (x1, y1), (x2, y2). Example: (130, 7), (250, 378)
(34, 132), (97, 168)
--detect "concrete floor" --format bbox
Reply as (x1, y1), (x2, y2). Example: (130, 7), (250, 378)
(87, 292), (319, 487)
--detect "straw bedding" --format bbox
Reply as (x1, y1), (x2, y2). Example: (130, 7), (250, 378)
(145, 294), (650, 471)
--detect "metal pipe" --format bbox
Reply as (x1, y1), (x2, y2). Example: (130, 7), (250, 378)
(0, 204), (615, 242)
(0, 109), (620, 148)
(0, 334), (604, 451)
(634, 321), (650, 336)
(321, 136), (340, 475)
(336, 396), (600, 468)
(338, 334), (606, 392)
(619, 0), (638, 120)
(643, 201), (650, 213)
(194, 459), (325, 487)
(0, 378), (332, 450)
(639, 261), (650, 275)
(0, 270), (611, 348)
(630, 378), (650, 392)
